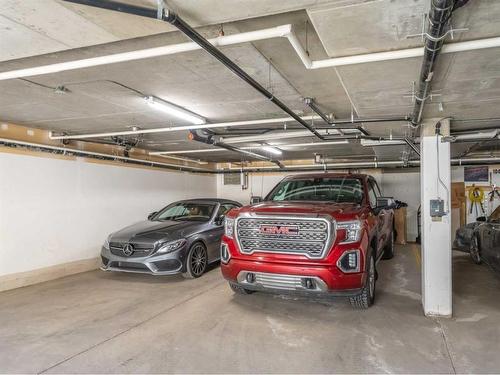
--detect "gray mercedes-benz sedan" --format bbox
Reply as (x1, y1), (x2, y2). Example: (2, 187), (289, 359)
(101, 199), (241, 278)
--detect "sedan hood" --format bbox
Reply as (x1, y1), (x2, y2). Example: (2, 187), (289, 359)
(235, 201), (364, 221)
(110, 220), (201, 244)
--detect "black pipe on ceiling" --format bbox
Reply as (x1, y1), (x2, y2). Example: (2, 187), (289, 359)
(62, 0), (326, 144)
(304, 98), (410, 125)
(411, 0), (468, 126)
(162, 12), (326, 141)
(189, 130), (285, 168)
(0, 139), (209, 174)
(63, 0), (158, 18)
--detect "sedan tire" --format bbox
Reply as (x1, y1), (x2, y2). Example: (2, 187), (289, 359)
(470, 235), (482, 265)
(182, 242), (208, 279)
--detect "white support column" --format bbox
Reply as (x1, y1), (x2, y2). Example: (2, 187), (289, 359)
(420, 118), (452, 317)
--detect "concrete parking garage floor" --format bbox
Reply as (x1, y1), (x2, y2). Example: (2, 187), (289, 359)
(1, 245), (499, 374)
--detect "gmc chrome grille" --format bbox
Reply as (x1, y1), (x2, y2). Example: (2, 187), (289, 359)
(109, 242), (155, 258)
(235, 217), (333, 258)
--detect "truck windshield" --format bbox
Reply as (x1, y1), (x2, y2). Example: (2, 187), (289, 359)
(266, 177), (364, 203)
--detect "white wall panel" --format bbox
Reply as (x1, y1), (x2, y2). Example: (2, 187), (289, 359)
(0, 153), (216, 276)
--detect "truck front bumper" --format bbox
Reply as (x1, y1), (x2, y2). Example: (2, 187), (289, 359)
(221, 257), (366, 297)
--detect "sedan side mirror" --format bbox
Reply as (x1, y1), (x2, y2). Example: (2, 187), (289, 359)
(148, 211), (158, 220)
(215, 215), (225, 226)
(250, 196), (262, 204)
(476, 216), (487, 222)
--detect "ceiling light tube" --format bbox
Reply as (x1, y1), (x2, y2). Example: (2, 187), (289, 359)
(156, 154), (208, 165)
(145, 96), (206, 125)
(49, 115), (324, 140)
(271, 140), (349, 148)
(222, 129), (344, 144)
(149, 140), (350, 155)
(360, 139), (407, 147)
(260, 145), (282, 155)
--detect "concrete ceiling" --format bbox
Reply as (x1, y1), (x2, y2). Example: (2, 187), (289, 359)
(0, 0), (499, 163)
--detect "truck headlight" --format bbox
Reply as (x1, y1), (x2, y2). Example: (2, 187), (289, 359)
(337, 220), (362, 244)
(156, 239), (186, 254)
(224, 218), (235, 238)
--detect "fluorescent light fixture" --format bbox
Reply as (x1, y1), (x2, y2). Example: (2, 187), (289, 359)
(149, 140), (350, 156)
(271, 140), (349, 148)
(260, 145), (283, 155)
(145, 96), (206, 125)
(156, 154), (208, 165)
(360, 139), (407, 147)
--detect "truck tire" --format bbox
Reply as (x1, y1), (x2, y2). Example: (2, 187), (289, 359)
(229, 282), (254, 295)
(349, 253), (376, 309)
(382, 229), (395, 260)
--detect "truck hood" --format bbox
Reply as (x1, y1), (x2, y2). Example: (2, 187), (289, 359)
(234, 201), (364, 220)
(110, 220), (202, 244)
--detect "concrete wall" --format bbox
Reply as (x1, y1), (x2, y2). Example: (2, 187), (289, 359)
(380, 170), (420, 241)
(0, 152), (216, 278)
(451, 165), (500, 224)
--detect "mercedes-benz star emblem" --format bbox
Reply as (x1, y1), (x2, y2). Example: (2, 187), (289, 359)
(122, 244), (134, 257)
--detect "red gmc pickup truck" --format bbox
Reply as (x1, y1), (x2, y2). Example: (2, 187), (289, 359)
(220, 173), (396, 309)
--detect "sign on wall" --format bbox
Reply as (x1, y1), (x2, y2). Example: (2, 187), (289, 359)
(464, 166), (489, 182)
(223, 173), (241, 185)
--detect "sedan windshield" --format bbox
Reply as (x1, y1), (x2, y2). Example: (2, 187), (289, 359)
(153, 202), (216, 222)
(266, 177), (364, 203)
(490, 205), (500, 222)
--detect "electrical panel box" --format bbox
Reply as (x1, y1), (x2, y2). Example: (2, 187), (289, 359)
(430, 199), (446, 218)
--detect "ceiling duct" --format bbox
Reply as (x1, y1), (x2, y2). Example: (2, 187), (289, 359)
(1, 137), (498, 174)
(411, 0), (470, 126)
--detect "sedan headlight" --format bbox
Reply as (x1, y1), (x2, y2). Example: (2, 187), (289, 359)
(224, 218), (235, 238)
(156, 239), (187, 254)
(337, 220), (362, 244)
(103, 235), (112, 250)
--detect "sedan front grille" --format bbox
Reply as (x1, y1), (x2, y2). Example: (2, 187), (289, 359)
(235, 217), (333, 258)
(109, 242), (155, 258)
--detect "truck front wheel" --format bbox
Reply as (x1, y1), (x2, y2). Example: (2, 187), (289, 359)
(229, 282), (254, 295)
(349, 253), (376, 309)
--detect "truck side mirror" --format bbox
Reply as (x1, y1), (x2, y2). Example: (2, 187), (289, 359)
(148, 211), (158, 220)
(250, 196), (262, 204)
(375, 197), (396, 213)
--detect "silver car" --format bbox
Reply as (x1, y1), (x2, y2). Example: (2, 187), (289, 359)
(100, 199), (241, 278)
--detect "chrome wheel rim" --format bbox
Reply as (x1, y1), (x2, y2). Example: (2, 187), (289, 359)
(190, 244), (207, 276)
(368, 257), (375, 298)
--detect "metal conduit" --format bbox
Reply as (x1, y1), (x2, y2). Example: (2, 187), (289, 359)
(1, 137), (498, 174)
